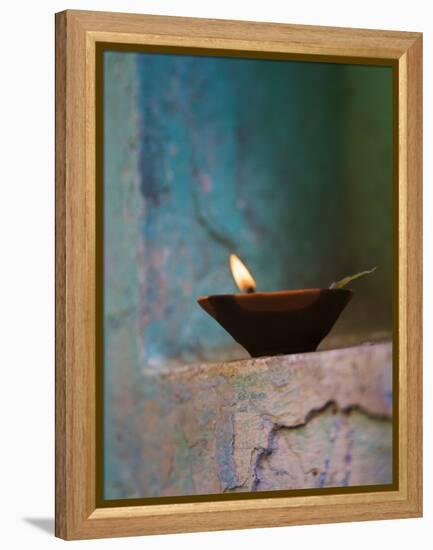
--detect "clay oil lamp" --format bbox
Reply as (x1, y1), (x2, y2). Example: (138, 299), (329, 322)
(197, 254), (375, 358)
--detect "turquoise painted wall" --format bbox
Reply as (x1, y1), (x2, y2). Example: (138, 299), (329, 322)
(104, 51), (392, 368)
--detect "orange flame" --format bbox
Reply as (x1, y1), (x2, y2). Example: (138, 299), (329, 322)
(230, 254), (256, 293)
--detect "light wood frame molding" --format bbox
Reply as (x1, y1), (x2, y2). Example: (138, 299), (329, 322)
(55, 9), (422, 540)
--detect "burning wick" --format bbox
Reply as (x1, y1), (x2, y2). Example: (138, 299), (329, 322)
(229, 254), (256, 294)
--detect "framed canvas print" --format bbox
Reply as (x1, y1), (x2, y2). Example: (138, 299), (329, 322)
(55, 10), (422, 540)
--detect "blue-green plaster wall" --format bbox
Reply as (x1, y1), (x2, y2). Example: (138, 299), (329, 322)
(104, 51), (393, 370)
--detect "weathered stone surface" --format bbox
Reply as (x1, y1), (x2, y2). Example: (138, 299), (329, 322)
(106, 342), (392, 498)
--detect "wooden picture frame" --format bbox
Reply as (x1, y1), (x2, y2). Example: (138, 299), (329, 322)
(55, 9), (422, 540)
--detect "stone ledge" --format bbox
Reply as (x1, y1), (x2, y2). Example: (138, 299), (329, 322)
(106, 341), (393, 499)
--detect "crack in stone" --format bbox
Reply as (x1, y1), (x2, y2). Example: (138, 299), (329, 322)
(249, 400), (392, 492)
(222, 446), (258, 492)
(217, 411), (240, 492)
(269, 399), (392, 432)
(251, 419), (279, 492)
